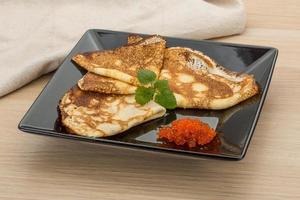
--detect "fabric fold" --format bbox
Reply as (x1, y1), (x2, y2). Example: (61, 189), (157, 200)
(0, 0), (246, 97)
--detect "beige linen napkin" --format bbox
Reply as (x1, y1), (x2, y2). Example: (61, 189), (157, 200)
(0, 0), (246, 97)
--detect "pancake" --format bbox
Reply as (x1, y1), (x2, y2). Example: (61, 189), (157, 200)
(160, 47), (258, 110)
(77, 35), (165, 94)
(78, 72), (137, 94)
(59, 86), (166, 137)
(72, 35), (166, 86)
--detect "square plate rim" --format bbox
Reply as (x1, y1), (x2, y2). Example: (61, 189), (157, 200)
(91, 29), (279, 51)
(18, 29), (279, 160)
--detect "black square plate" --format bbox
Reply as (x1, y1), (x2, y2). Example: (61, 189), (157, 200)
(18, 29), (278, 160)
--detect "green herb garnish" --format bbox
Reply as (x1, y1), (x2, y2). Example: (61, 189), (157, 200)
(135, 86), (155, 105)
(137, 69), (157, 84)
(135, 69), (177, 109)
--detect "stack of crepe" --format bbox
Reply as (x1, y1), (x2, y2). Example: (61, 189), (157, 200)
(59, 35), (258, 137)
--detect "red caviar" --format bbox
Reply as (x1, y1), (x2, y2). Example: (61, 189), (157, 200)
(158, 118), (216, 148)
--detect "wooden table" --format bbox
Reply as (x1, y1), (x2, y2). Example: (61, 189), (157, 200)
(0, 1), (299, 199)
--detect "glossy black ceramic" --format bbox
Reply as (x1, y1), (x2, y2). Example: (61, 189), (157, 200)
(18, 29), (278, 160)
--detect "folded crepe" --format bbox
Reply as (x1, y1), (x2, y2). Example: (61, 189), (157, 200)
(72, 35), (166, 86)
(75, 35), (258, 110)
(160, 47), (258, 110)
(59, 86), (166, 137)
(77, 35), (164, 94)
(127, 35), (258, 109)
(78, 72), (137, 94)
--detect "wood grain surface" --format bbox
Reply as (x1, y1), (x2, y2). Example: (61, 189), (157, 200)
(0, 0), (299, 199)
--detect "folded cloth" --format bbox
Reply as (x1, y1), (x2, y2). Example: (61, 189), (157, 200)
(0, 0), (246, 97)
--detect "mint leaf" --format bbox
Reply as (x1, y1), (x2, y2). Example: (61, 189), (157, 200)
(135, 86), (155, 105)
(154, 79), (170, 92)
(154, 89), (177, 109)
(137, 69), (157, 85)
(135, 69), (177, 109)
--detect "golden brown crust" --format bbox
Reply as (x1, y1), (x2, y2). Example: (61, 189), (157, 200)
(160, 47), (259, 109)
(59, 86), (165, 137)
(59, 86), (128, 136)
(73, 43), (162, 76)
(78, 72), (136, 94)
(61, 86), (118, 109)
(163, 48), (232, 98)
(72, 35), (166, 85)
